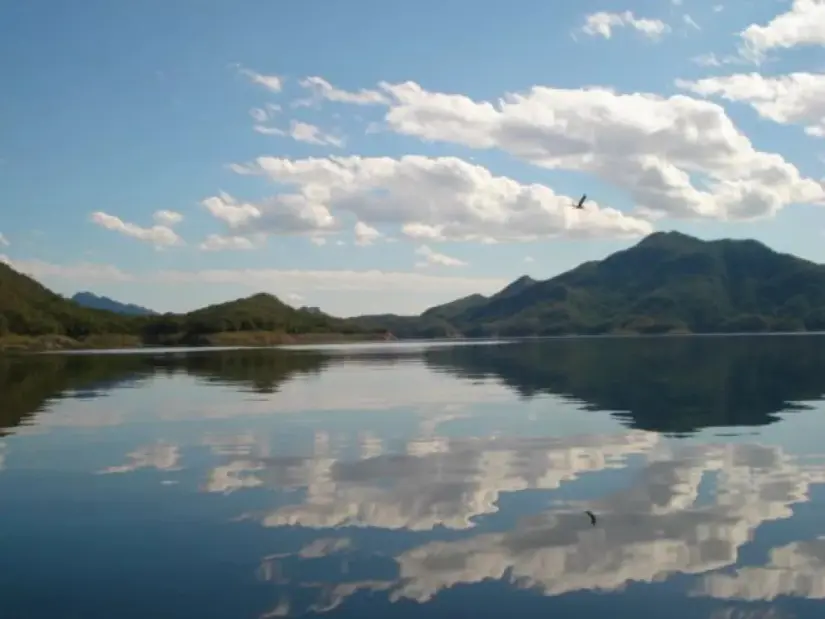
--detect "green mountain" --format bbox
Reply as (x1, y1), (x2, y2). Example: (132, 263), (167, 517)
(349, 231), (825, 336)
(6, 230), (825, 348)
(0, 263), (382, 349)
(72, 291), (157, 316)
(0, 261), (135, 338)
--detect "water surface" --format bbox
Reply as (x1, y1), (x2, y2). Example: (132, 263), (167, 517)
(2, 336), (825, 618)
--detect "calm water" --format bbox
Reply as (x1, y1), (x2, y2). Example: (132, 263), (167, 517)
(3, 336), (825, 619)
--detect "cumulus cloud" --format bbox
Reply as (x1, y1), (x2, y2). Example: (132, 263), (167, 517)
(740, 0), (825, 60)
(581, 11), (670, 39)
(677, 72), (825, 137)
(89, 211), (183, 248)
(224, 154), (652, 242)
(254, 120), (344, 147)
(200, 192), (262, 228)
(297, 76), (388, 107)
(353, 221), (381, 246)
(376, 80), (824, 220)
(250, 104), (280, 123)
(415, 245), (466, 267)
(239, 66), (283, 92)
(199, 234), (258, 251)
(152, 210), (183, 226)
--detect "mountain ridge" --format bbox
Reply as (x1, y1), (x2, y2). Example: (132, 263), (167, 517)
(349, 231), (825, 336)
(4, 230), (825, 349)
(72, 291), (157, 316)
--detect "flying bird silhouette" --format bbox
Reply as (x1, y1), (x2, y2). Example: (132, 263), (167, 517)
(585, 510), (597, 526)
(572, 194), (587, 209)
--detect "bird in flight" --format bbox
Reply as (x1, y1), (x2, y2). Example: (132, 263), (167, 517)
(585, 510), (597, 526)
(572, 194), (587, 209)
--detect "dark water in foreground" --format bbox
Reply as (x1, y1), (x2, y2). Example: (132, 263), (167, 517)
(3, 336), (825, 619)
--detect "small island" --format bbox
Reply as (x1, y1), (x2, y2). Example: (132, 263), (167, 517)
(4, 231), (825, 351)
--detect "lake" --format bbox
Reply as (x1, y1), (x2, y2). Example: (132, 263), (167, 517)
(2, 336), (825, 619)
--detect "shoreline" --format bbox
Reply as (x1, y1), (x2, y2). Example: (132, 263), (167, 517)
(2, 329), (824, 354)
(0, 331), (396, 353)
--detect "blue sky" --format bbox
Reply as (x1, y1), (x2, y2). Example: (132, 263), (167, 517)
(2, 0), (824, 316)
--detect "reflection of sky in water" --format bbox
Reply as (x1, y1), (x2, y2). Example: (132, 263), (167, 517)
(1, 340), (825, 618)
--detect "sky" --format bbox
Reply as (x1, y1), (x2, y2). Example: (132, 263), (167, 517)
(1, 0), (825, 317)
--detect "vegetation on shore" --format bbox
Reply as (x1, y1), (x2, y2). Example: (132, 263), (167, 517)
(0, 262), (387, 351)
(5, 230), (825, 350)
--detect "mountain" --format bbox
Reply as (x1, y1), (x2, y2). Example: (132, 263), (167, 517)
(349, 231), (825, 336)
(72, 291), (156, 316)
(0, 261), (135, 339)
(6, 230), (825, 349)
(0, 263), (382, 349)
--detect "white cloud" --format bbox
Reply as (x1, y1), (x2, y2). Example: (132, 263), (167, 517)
(310, 236), (327, 246)
(89, 211), (183, 248)
(239, 66), (283, 92)
(254, 120), (344, 147)
(740, 0), (825, 60)
(683, 14), (700, 30)
(289, 121), (344, 147)
(200, 192), (262, 228)
(152, 209), (183, 226)
(692, 53), (722, 66)
(250, 107), (269, 123)
(3, 255), (508, 299)
(524, 256), (534, 263)
(354, 221), (381, 246)
(581, 11), (670, 39)
(0, 233), (8, 247)
(1, 257), (133, 282)
(297, 76), (388, 106)
(252, 125), (283, 136)
(377, 80), (825, 220)
(713, 5), (724, 13)
(676, 72), (825, 137)
(199, 234), (258, 251)
(415, 245), (466, 267)
(225, 154), (652, 242)
(286, 292), (304, 304)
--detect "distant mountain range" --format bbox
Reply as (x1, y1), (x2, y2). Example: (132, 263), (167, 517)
(71, 292), (157, 316)
(4, 230), (825, 349)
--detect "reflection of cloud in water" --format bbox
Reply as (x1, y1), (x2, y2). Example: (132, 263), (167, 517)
(202, 431), (270, 457)
(695, 537), (825, 601)
(709, 609), (794, 619)
(99, 441), (181, 474)
(386, 444), (825, 603)
(264, 537), (353, 561)
(216, 430), (660, 530)
(0, 442), (6, 470)
(253, 443), (825, 615)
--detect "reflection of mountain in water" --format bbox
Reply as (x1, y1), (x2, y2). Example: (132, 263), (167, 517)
(4, 335), (825, 436)
(424, 336), (825, 434)
(0, 349), (330, 434)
